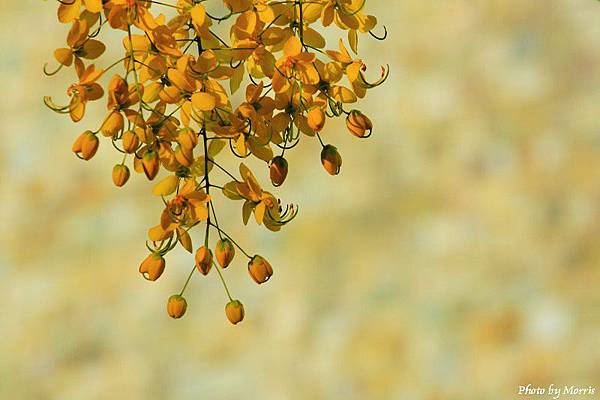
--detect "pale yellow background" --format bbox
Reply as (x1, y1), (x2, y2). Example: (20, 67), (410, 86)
(1, 1), (599, 399)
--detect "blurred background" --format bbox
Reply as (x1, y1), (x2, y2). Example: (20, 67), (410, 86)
(1, 1), (599, 399)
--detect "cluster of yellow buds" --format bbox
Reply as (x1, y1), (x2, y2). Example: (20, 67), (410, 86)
(45, 0), (387, 324)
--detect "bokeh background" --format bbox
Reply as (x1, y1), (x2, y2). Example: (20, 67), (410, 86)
(1, 1), (599, 399)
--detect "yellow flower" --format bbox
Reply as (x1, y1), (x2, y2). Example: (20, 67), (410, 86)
(150, 179), (211, 242)
(326, 39), (388, 99)
(236, 163), (278, 225)
(58, 0), (103, 24)
(105, 0), (151, 30)
(67, 64), (104, 122)
(272, 36), (320, 94)
(45, 0), (387, 322)
(54, 19), (105, 69)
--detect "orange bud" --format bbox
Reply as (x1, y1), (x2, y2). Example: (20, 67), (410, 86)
(72, 131), (99, 160)
(167, 294), (187, 319)
(225, 300), (245, 325)
(346, 110), (372, 138)
(142, 149), (160, 180)
(139, 253), (165, 281)
(248, 255), (273, 284)
(195, 245), (213, 275)
(320, 144), (342, 176)
(136, 127), (155, 144)
(122, 130), (139, 153)
(112, 164), (130, 187)
(177, 128), (198, 150)
(174, 144), (194, 167)
(269, 156), (288, 187)
(307, 107), (326, 132)
(101, 110), (124, 138)
(215, 238), (235, 268)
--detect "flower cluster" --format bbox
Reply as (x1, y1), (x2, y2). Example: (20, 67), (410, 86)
(45, 0), (388, 324)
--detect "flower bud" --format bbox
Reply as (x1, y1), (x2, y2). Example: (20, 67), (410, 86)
(167, 294), (187, 319)
(195, 245), (213, 275)
(215, 238), (235, 268)
(142, 149), (160, 180)
(139, 253), (165, 281)
(72, 130), (99, 160)
(307, 107), (326, 132)
(346, 110), (372, 138)
(122, 130), (139, 153)
(269, 156), (288, 187)
(320, 144), (342, 176)
(101, 110), (124, 138)
(174, 144), (194, 167)
(177, 128), (198, 150)
(248, 255), (273, 284)
(225, 300), (245, 325)
(112, 164), (130, 187)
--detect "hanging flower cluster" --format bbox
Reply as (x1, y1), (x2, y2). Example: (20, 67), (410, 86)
(45, 0), (388, 324)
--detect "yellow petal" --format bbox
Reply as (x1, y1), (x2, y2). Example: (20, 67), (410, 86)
(148, 224), (173, 242)
(223, 181), (243, 200)
(190, 202), (209, 221)
(83, 0), (103, 13)
(152, 175), (179, 196)
(230, 63), (244, 94)
(321, 4), (334, 27)
(191, 92), (216, 111)
(58, 1), (81, 24)
(177, 228), (193, 253)
(190, 5), (207, 29)
(80, 39), (106, 59)
(67, 19), (89, 48)
(348, 30), (358, 54)
(330, 86), (358, 103)
(54, 48), (73, 66)
(283, 36), (302, 57)
(304, 28), (326, 49)
(254, 201), (266, 225)
(208, 139), (226, 158)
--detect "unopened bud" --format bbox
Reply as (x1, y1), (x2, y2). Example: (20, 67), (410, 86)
(139, 253), (165, 281)
(167, 294), (187, 319)
(112, 164), (130, 187)
(101, 110), (124, 138)
(174, 144), (194, 167)
(142, 149), (160, 180)
(195, 245), (213, 275)
(225, 300), (245, 325)
(248, 255), (273, 284)
(215, 238), (235, 268)
(346, 110), (372, 138)
(72, 130), (99, 160)
(320, 144), (342, 176)
(269, 156), (288, 187)
(122, 130), (139, 153)
(307, 107), (326, 132)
